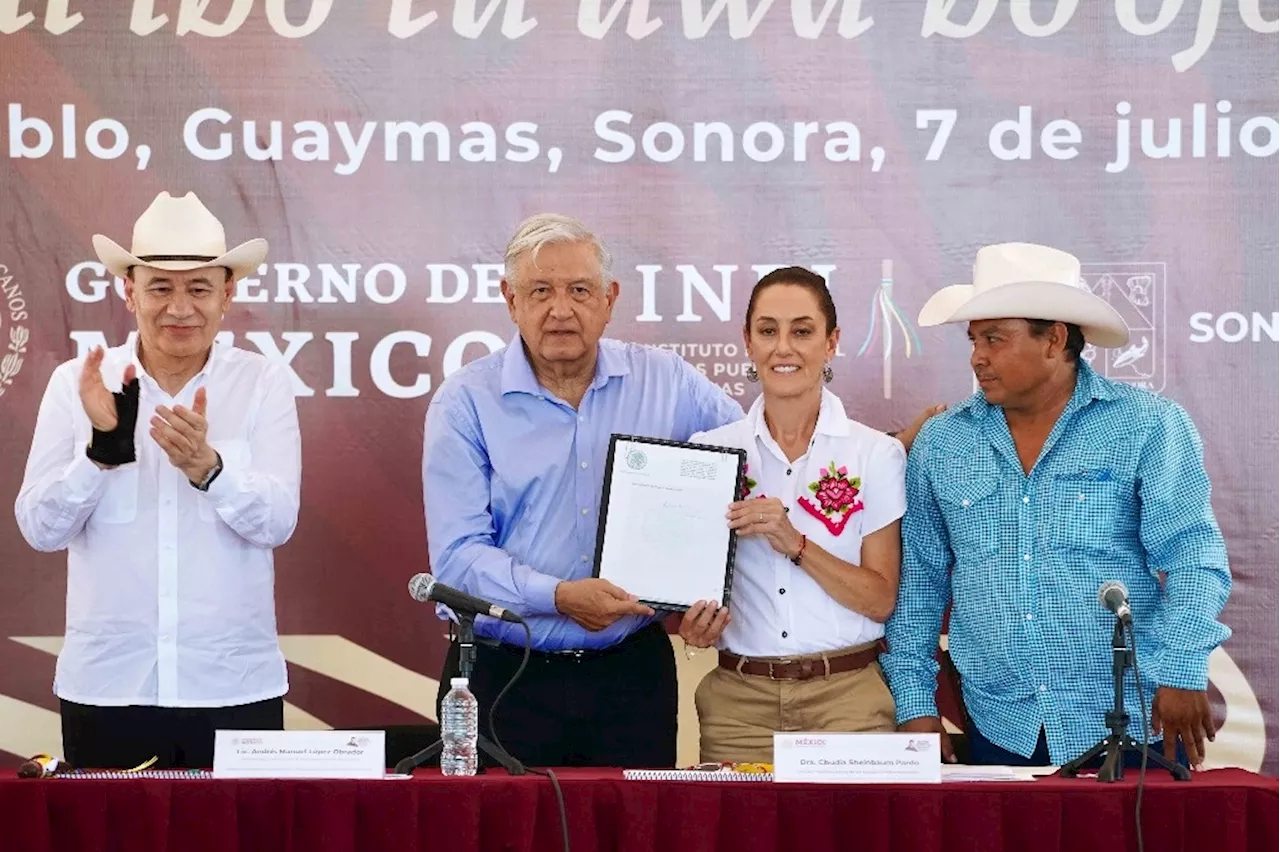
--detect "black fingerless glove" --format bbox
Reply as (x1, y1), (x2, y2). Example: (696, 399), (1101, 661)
(85, 377), (141, 466)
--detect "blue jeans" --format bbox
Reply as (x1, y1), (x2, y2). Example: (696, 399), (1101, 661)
(968, 724), (1190, 769)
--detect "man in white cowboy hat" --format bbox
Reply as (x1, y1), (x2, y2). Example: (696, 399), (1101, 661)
(881, 242), (1231, 772)
(14, 191), (302, 769)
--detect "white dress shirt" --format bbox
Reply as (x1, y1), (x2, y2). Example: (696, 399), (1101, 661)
(691, 389), (906, 658)
(14, 340), (301, 708)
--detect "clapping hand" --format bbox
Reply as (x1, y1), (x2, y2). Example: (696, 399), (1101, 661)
(151, 386), (219, 484)
(79, 346), (137, 432)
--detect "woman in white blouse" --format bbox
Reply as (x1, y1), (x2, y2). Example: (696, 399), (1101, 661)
(686, 266), (927, 764)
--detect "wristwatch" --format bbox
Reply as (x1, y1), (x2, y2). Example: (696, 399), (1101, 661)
(190, 452), (224, 492)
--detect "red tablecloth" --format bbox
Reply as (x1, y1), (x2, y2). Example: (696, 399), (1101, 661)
(0, 767), (1274, 852)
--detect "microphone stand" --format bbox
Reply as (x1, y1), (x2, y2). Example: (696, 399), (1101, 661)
(393, 612), (526, 776)
(1060, 616), (1189, 782)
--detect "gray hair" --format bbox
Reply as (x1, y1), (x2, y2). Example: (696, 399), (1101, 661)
(502, 213), (613, 289)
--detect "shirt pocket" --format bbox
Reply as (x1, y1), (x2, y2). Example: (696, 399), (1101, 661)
(934, 476), (1001, 558)
(93, 466), (140, 524)
(197, 439), (251, 522)
(1050, 479), (1120, 555)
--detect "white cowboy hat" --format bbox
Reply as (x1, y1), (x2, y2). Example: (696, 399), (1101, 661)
(918, 242), (1130, 348)
(92, 191), (268, 280)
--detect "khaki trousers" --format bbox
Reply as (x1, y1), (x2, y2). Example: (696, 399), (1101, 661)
(694, 643), (896, 764)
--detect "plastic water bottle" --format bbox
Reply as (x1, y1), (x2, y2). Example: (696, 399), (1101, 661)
(440, 677), (478, 776)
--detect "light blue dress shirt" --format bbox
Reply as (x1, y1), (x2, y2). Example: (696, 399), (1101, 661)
(422, 334), (744, 651)
(882, 361), (1232, 765)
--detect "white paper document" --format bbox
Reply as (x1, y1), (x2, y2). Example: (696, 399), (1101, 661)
(941, 764), (1043, 782)
(594, 436), (745, 610)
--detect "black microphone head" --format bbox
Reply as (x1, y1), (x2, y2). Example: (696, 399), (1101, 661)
(408, 573), (436, 603)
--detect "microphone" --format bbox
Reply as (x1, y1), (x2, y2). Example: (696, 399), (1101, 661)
(1097, 580), (1132, 624)
(408, 573), (522, 624)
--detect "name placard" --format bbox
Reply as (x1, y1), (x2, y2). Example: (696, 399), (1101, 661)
(773, 732), (941, 784)
(212, 730), (386, 779)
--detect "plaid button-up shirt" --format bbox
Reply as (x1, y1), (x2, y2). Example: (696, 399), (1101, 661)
(882, 361), (1231, 764)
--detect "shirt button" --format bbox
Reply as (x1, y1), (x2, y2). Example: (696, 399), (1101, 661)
(1039, 685), (1048, 693)
(779, 588), (786, 595)
(781, 631), (788, 638)
(580, 461), (588, 469)
(786, 468), (792, 475)
(1022, 496), (1030, 504)
(1025, 613), (1034, 621)
(1024, 554), (1031, 561)
(581, 508), (589, 515)
(581, 554), (589, 562)
(578, 416), (585, 422)
(961, 499), (971, 508)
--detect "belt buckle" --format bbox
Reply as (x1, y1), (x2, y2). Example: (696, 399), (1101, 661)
(767, 660), (792, 681)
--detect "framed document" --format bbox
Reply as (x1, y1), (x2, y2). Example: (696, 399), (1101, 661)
(592, 434), (747, 612)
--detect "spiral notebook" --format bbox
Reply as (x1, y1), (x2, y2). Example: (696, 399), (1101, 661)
(623, 768), (773, 782)
(51, 769), (213, 779)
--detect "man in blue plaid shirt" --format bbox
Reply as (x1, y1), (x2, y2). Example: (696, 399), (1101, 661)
(882, 243), (1231, 770)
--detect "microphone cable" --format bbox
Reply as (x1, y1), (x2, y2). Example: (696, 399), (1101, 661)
(489, 617), (570, 852)
(1125, 620), (1150, 852)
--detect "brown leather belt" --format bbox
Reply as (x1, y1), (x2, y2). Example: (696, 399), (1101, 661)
(719, 641), (883, 681)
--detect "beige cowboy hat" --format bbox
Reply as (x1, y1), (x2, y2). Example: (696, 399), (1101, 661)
(92, 191), (268, 280)
(918, 242), (1130, 348)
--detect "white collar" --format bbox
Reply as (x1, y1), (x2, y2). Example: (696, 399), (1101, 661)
(748, 387), (851, 445)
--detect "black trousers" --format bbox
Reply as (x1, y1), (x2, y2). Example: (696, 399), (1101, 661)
(60, 697), (284, 769)
(969, 722), (1191, 769)
(434, 622), (677, 769)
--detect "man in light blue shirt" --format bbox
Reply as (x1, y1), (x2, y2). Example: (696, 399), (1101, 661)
(883, 243), (1230, 772)
(422, 213), (740, 767)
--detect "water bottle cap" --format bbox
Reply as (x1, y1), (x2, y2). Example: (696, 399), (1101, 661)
(450, 677), (468, 688)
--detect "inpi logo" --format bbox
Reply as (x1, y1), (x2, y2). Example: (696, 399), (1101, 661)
(625, 448), (648, 470)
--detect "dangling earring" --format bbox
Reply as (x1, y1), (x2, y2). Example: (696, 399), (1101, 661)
(746, 364), (759, 383)
(823, 363), (834, 383)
